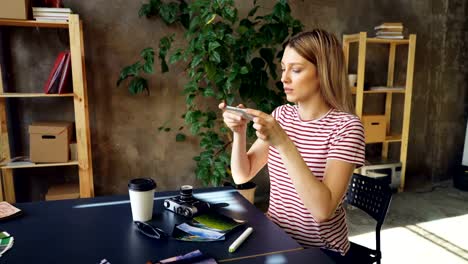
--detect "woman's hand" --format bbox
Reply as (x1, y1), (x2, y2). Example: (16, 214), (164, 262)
(244, 109), (289, 148)
(218, 101), (249, 134)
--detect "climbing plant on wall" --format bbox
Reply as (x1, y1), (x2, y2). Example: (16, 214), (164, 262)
(117, 0), (303, 186)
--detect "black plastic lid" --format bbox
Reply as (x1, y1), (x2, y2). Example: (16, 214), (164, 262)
(128, 178), (156, 191)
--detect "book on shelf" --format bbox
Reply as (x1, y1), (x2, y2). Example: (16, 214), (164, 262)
(32, 7), (72, 21)
(32, 7), (73, 13)
(375, 35), (404, 39)
(375, 27), (404, 32)
(33, 12), (70, 17)
(58, 51), (72, 94)
(374, 22), (404, 30)
(376, 31), (403, 36)
(34, 17), (69, 22)
(44, 51), (70, 94)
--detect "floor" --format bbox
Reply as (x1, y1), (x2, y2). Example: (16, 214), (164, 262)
(256, 180), (468, 263)
(347, 180), (468, 263)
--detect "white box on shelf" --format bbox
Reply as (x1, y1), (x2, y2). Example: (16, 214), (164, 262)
(360, 161), (401, 189)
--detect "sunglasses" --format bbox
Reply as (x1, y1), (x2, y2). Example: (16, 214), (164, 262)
(134, 221), (168, 240)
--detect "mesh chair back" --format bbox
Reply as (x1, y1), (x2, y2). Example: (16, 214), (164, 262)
(347, 173), (392, 226)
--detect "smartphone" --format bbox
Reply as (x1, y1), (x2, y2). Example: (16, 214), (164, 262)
(225, 106), (254, 120)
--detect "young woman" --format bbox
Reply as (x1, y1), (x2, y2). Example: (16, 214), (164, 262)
(219, 29), (365, 258)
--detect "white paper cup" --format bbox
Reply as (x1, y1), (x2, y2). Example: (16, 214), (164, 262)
(128, 178), (156, 222)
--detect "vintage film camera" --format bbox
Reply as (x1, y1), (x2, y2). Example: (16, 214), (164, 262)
(163, 185), (211, 218)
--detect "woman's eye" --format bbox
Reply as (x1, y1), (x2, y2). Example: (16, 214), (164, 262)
(281, 68), (285, 72)
(292, 69), (301, 73)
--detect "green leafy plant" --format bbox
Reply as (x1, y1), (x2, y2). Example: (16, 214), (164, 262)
(117, 0), (303, 186)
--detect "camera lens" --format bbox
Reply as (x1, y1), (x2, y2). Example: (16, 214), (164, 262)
(179, 185), (193, 202)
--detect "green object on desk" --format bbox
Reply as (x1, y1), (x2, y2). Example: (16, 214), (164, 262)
(193, 212), (243, 232)
(0, 232), (14, 257)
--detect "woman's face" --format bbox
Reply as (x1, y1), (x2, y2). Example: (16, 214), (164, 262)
(280, 46), (320, 104)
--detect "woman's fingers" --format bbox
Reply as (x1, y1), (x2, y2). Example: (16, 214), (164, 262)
(223, 111), (244, 121)
(218, 101), (226, 110)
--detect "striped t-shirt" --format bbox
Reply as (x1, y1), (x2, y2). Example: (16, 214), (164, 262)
(266, 104), (365, 255)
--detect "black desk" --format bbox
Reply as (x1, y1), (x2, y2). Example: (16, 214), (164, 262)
(226, 248), (335, 264)
(1, 187), (333, 263)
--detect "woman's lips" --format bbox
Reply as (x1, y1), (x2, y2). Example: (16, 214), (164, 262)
(284, 87), (293, 94)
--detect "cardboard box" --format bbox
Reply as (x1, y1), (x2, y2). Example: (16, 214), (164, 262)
(29, 122), (73, 163)
(0, 0), (30, 20)
(362, 115), (387, 143)
(45, 183), (79, 201)
(69, 142), (78, 161)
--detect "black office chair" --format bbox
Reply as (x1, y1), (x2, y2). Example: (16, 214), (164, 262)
(346, 173), (393, 264)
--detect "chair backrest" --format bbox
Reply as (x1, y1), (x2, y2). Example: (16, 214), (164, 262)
(346, 173), (392, 227)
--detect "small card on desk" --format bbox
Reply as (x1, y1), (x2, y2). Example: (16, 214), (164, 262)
(0, 202), (22, 221)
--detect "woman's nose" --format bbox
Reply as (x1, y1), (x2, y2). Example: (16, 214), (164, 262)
(281, 71), (290, 83)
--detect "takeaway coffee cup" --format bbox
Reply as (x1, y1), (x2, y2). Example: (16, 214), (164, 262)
(128, 178), (156, 222)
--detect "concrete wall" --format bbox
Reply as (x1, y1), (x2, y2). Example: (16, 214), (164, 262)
(2, 0), (467, 201)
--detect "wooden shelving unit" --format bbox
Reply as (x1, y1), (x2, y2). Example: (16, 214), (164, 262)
(0, 92), (74, 98)
(0, 15), (94, 202)
(343, 32), (416, 191)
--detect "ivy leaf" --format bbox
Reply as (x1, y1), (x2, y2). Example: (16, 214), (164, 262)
(186, 93), (196, 105)
(203, 87), (215, 97)
(159, 34), (174, 73)
(141, 47), (155, 63)
(205, 62), (216, 82)
(178, 1), (190, 29)
(205, 14), (216, 25)
(128, 76), (148, 95)
(248, 6), (259, 17)
(223, 7), (237, 23)
(169, 49), (183, 64)
(208, 41), (221, 51)
(138, 0), (161, 17)
(260, 48), (277, 79)
(138, 4), (152, 17)
(210, 51), (221, 63)
(191, 54), (204, 68)
(159, 2), (179, 24)
(190, 122), (202, 134)
(176, 133), (186, 142)
(240, 66), (249, 74)
(117, 61), (141, 86)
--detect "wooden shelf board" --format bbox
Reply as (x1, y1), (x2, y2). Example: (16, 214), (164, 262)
(0, 19), (69, 28)
(385, 135), (402, 142)
(0, 92), (74, 98)
(343, 35), (410, 45)
(366, 38), (410, 44)
(1, 161), (79, 169)
(364, 135), (402, 144)
(351, 87), (405, 94)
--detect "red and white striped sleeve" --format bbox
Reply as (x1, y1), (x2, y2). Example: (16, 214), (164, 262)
(327, 116), (365, 167)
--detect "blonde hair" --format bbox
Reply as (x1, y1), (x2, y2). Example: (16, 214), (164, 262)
(287, 29), (354, 114)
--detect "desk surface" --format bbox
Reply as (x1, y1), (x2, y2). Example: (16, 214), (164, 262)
(226, 247), (335, 264)
(1, 187), (309, 263)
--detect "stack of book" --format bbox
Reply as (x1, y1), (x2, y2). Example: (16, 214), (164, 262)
(32, 7), (72, 22)
(374, 22), (404, 39)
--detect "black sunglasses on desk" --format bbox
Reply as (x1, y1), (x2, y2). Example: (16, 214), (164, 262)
(134, 221), (168, 240)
